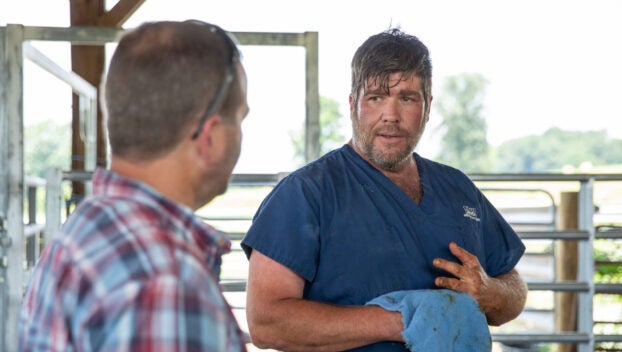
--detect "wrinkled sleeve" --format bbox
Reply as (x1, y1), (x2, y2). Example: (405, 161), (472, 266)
(480, 191), (526, 277)
(241, 175), (321, 282)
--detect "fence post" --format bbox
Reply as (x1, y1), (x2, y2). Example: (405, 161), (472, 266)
(556, 191), (579, 352)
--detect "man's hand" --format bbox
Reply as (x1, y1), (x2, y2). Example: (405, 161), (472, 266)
(432, 242), (494, 310)
(432, 242), (527, 326)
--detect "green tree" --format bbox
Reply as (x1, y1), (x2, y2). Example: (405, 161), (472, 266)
(291, 96), (346, 165)
(435, 73), (490, 172)
(24, 120), (71, 178)
(494, 128), (622, 172)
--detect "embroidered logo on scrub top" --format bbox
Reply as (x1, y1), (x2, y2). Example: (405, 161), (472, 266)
(463, 206), (481, 222)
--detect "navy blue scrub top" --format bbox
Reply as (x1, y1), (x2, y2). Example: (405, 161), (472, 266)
(242, 145), (524, 351)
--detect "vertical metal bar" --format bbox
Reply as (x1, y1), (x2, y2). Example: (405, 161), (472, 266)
(80, 94), (97, 176)
(44, 168), (64, 247)
(26, 186), (36, 267)
(0, 27), (6, 214)
(0, 25), (8, 352)
(27, 186), (36, 225)
(2, 23), (25, 352)
(577, 177), (595, 352)
(304, 31), (320, 163)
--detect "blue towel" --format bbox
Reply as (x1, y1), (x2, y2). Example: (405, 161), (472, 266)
(366, 289), (491, 352)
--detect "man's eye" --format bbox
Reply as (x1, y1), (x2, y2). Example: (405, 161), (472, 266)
(403, 96), (421, 102)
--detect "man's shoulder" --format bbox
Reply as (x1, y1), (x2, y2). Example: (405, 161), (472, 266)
(58, 195), (177, 270)
(416, 154), (471, 180)
(61, 194), (161, 241)
(288, 145), (353, 179)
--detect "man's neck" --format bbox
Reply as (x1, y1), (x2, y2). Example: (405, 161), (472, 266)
(348, 140), (423, 204)
(110, 154), (196, 209)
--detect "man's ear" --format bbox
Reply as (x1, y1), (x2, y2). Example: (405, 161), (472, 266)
(349, 94), (356, 118)
(195, 115), (222, 145)
(193, 115), (224, 167)
(425, 96), (433, 122)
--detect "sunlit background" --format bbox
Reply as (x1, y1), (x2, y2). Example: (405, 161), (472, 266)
(3, 2), (622, 351)
(3, 0), (622, 174)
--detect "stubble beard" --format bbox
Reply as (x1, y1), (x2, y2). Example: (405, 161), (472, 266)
(353, 122), (420, 171)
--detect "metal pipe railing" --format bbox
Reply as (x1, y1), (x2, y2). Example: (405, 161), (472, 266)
(28, 171), (622, 348)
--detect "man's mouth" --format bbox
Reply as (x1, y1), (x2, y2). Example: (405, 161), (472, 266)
(376, 130), (404, 141)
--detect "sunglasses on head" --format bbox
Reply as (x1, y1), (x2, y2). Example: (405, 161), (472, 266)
(189, 22), (241, 140)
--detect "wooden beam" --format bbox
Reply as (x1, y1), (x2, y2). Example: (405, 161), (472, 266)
(67, 0), (146, 200)
(70, 0), (107, 199)
(98, 0), (147, 27)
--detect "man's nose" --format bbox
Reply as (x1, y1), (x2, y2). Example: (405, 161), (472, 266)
(381, 100), (400, 123)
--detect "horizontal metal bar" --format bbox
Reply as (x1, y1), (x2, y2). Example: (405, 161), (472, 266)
(510, 222), (556, 227)
(472, 174), (622, 182)
(235, 32), (310, 46)
(201, 216), (252, 221)
(22, 25), (123, 44)
(50, 171), (622, 188)
(493, 333), (622, 344)
(524, 283), (621, 295)
(596, 229), (622, 240)
(527, 282), (590, 291)
(518, 229), (621, 240)
(23, 223), (44, 238)
(61, 170), (94, 182)
(24, 175), (46, 188)
(519, 230), (590, 240)
(230, 173), (286, 186)
(220, 280), (247, 292)
(492, 332), (590, 344)
(20, 25), (314, 48)
(595, 334), (622, 343)
(595, 283), (622, 294)
(471, 174), (595, 182)
(226, 233), (246, 241)
(23, 43), (97, 99)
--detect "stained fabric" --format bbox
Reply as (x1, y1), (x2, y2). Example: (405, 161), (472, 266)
(367, 289), (491, 352)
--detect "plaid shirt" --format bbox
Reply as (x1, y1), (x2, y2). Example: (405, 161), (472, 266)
(19, 168), (247, 352)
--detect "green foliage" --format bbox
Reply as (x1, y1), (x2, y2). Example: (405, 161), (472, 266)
(24, 120), (71, 179)
(291, 96), (346, 165)
(23, 120), (71, 220)
(594, 239), (622, 284)
(435, 73), (491, 173)
(494, 128), (622, 172)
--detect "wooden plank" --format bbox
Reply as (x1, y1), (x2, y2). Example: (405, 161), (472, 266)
(69, 0), (107, 198)
(98, 0), (146, 27)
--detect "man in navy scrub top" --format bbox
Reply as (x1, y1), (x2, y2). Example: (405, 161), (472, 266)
(242, 28), (527, 352)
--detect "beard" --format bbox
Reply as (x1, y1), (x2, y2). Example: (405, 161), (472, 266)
(352, 120), (421, 171)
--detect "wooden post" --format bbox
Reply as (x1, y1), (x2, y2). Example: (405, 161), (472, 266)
(555, 191), (579, 352)
(68, 0), (145, 204)
(69, 0), (106, 201)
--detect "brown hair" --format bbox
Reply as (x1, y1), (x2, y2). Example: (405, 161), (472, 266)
(104, 20), (243, 159)
(350, 28), (432, 107)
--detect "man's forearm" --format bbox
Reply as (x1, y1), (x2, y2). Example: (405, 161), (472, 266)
(486, 269), (527, 326)
(247, 298), (404, 351)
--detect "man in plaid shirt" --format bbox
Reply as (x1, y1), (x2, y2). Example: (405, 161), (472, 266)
(19, 20), (249, 351)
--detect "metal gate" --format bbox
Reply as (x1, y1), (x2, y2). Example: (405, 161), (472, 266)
(0, 24), (319, 352)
